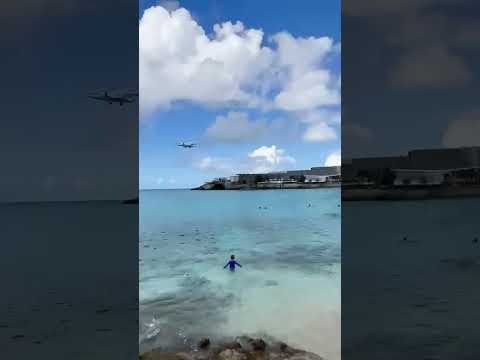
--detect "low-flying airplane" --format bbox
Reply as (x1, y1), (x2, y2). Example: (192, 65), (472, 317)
(88, 90), (138, 106)
(177, 142), (197, 148)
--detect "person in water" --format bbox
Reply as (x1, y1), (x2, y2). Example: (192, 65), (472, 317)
(224, 255), (242, 271)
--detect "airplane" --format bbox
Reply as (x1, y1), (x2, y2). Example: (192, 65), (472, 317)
(177, 142), (197, 148)
(88, 90), (138, 106)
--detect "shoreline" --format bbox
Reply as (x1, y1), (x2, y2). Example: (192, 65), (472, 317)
(342, 185), (480, 201)
(140, 336), (325, 360)
(192, 184), (341, 191)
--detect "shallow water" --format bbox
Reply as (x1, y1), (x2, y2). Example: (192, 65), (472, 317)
(139, 189), (341, 360)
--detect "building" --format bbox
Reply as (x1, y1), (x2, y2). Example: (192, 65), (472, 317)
(305, 174), (341, 183)
(229, 175), (240, 183)
(343, 147), (480, 185)
(228, 166), (341, 185)
(392, 169), (447, 186)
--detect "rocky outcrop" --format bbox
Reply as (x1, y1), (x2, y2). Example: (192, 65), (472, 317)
(139, 337), (324, 360)
(198, 337), (211, 349)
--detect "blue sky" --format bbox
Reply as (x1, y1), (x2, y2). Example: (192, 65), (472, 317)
(140, 0), (341, 189)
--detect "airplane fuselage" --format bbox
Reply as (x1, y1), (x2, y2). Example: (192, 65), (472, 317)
(88, 95), (134, 105)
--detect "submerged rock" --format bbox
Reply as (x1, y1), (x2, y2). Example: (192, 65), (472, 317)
(198, 337), (211, 349)
(218, 349), (247, 360)
(249, 338), (267, 352)
(279, 342), (289, 352)
(222, 341), (242, 350)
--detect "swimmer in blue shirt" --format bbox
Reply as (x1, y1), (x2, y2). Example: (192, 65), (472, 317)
(224, 255), (242, 271)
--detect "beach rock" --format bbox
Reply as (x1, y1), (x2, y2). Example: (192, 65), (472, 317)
(140, 337), (324, 360)
(198, 337), (211, 349)
(279, 342), (289, 352)
(249, 338), (267, 351)
(286, 353), (323, 360)
(222, 341), (242, 350)
(218, 349), (247, 360)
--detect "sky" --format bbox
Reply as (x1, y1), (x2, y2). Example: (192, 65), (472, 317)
(1, 0), (138, 202)
(139, 0), (341, 189)
(342, 0), (480, 159)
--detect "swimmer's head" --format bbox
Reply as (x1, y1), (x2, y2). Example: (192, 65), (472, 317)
(230, 255), (235, 260)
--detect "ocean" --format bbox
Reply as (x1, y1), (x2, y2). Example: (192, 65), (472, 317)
(0, 201), (138, 360)
(139, 188), (341, 360)
(343, 198), (480, 359)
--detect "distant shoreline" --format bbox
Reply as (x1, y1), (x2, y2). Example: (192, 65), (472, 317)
(342, 185), (480, 201)
(192, 183), (341, 191)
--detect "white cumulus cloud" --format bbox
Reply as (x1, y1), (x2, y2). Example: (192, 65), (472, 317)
(139, 5), (339, 115)
(303, 122), (337, 142)
(248, 145), (296, 173)
(206, 111), (268, 143)
(275, 70), (340, 111)
(298, 109), (340, 143)
(324, 151), (341, 167)
(195, 145), (296, 176)
(442, 110), (480, 148)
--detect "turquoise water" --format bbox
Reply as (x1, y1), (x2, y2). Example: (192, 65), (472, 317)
(139, 189), (341, 359)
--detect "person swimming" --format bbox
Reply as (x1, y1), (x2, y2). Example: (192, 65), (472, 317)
(224, 255), (242, 271)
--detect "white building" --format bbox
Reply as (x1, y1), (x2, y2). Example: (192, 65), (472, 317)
(305, 175), (328, 183)
(392, 169), (447, 186)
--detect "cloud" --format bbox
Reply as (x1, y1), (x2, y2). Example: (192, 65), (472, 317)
(248, 145), (296, 173)
(275, 70), (340, 111)
(194, 156), (233, 173)
(206, 111), (268, 143)
(140, 6), (274, 113)
(139, 5), (339, 114)
(442, 111), (480, 148)
(303, 122), (337, 142)
(344, 1), (472, 91)
(297, 109), (340, 143)
(390, 45), (472, 89)
(301, 109), (341, 124)
(324, 151), (341, 167)
(343, 123), (373, 141)
(195, 145), (296, 175)
(272, 32), (340, 111)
